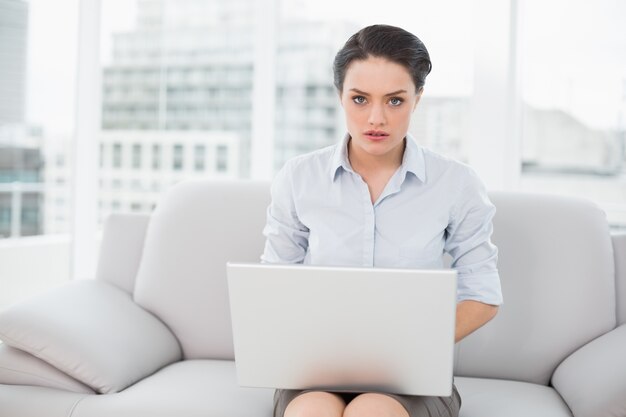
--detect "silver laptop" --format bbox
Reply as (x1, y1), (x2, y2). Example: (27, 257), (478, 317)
(226, 262), (457, 397)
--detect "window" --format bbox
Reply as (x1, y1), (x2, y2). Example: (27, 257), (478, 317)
(132, 143), (142, 169)
(112, 143), (122, 168)
(152, 144), (161, 170)
(194, 144), (205, 171)
(0, 0), (76, 245)
(216, 144), (228, 172)
(173, 144), (184, 171)
(519, 0), (626, 228)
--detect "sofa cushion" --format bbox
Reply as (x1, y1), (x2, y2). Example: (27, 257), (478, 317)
(70, 360), (274, 417)
(133, 180), (271, 359)
(0, 280), (182, 394)
(0, 343), (94, 394)
(455, 192), (616, 385)
(455, 377), (572, 417)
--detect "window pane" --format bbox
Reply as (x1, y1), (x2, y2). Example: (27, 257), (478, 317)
(519, 0), (626, 228)
(98, 0), (252, 222)
(194, 144), (205, 171)
(1, 0), (77, 310)
(132, 143), (142, 169)
(173, 144), (184, 170)
(152, 144), (161, 170)
(216, 144), (228, 172)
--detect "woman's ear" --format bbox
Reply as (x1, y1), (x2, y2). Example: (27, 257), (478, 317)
(338, 89), (344, 107)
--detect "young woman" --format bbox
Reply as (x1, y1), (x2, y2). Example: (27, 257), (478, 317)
(261, 24), (503, 417)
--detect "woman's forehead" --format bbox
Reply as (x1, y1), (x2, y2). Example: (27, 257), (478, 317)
(343, 56), (415, 94)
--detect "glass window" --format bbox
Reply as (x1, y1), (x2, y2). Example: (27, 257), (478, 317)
(152, 143), (161, 170)
(173, 144), (184, 170)
(112, 143), (122, 168)
(519, 0), (626, 229)
(194, 144), (205, 171)
(1, 0), (77, 309)
(98, 0), (256, 224)
(132, 143), (142, 169)
(216, 144), (228, 172)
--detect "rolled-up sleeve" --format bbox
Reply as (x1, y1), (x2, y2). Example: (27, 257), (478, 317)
(444, 167), (503, 306)
(260, 161), (310, 264)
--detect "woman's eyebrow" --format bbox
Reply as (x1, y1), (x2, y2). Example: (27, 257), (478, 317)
(349, 88), (408, 96)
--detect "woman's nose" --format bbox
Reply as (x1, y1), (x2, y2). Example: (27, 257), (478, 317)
(368, 103), (386, 126)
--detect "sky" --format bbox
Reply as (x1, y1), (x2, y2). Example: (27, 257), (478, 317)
(23, 0), (626, 136)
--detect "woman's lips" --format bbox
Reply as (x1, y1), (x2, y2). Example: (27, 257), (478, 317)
(363, 130), (390, 141)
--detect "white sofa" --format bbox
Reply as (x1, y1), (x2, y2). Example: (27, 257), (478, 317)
(1, 179), (625, 417)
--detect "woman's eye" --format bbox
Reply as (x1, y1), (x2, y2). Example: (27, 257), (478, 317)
(352, 96), (367, 105)
(389, 97), (404, 106)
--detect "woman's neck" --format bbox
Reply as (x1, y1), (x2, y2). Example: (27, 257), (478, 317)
(347, 137), (406, 176)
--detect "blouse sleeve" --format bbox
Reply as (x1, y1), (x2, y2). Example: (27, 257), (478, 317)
(260, 161), (310, 264)
(444, 166), (503, 306)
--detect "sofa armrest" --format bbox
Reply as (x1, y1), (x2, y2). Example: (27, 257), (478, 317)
(96, 213), (151, 294)
(0, 280), (182, 394)
(551, 324), (626, 417)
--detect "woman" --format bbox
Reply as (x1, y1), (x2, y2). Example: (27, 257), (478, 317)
(261, 24), (503, 417)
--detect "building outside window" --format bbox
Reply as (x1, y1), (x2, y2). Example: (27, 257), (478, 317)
(518, 0), (626, 228)
(173, 144), (184, 170)
(112, 143), (122, 168)
(194, 144), (205, 171)
(216, 144), (228, 172)
(0, 0), (77, 309)
(132, 143), (142, 169)
(152, 144), (161, 170)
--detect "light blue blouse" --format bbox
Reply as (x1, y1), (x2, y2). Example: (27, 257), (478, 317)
(261, 133), (503, 306)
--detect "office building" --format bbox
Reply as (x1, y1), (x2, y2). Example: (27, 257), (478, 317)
(102, 0), (350, 178)
(0, 0), (28, 125)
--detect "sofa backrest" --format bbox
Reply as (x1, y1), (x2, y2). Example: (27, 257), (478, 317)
(454, 192), (616, 385)
(133, 180), (270, 359)
(129, 180), (618, 383)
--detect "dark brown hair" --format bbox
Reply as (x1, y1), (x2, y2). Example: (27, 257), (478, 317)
(333, 24), (432, 93)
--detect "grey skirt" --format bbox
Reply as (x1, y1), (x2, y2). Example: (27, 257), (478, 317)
(273, 384), (461, 417)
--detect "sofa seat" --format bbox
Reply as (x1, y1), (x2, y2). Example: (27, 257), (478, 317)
(455, 377), (572, 417)
(1, 362), (575, 417)
(0, 384), (87, 417)
(0, 360), (575, 417)
(70, 360), (275, 417)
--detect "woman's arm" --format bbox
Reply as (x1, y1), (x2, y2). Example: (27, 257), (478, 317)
(455, 300), (499, 343)
(261, 161), (310, 264)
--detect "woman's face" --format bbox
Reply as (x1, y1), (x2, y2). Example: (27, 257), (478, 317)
(340, 56), (421, 163)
